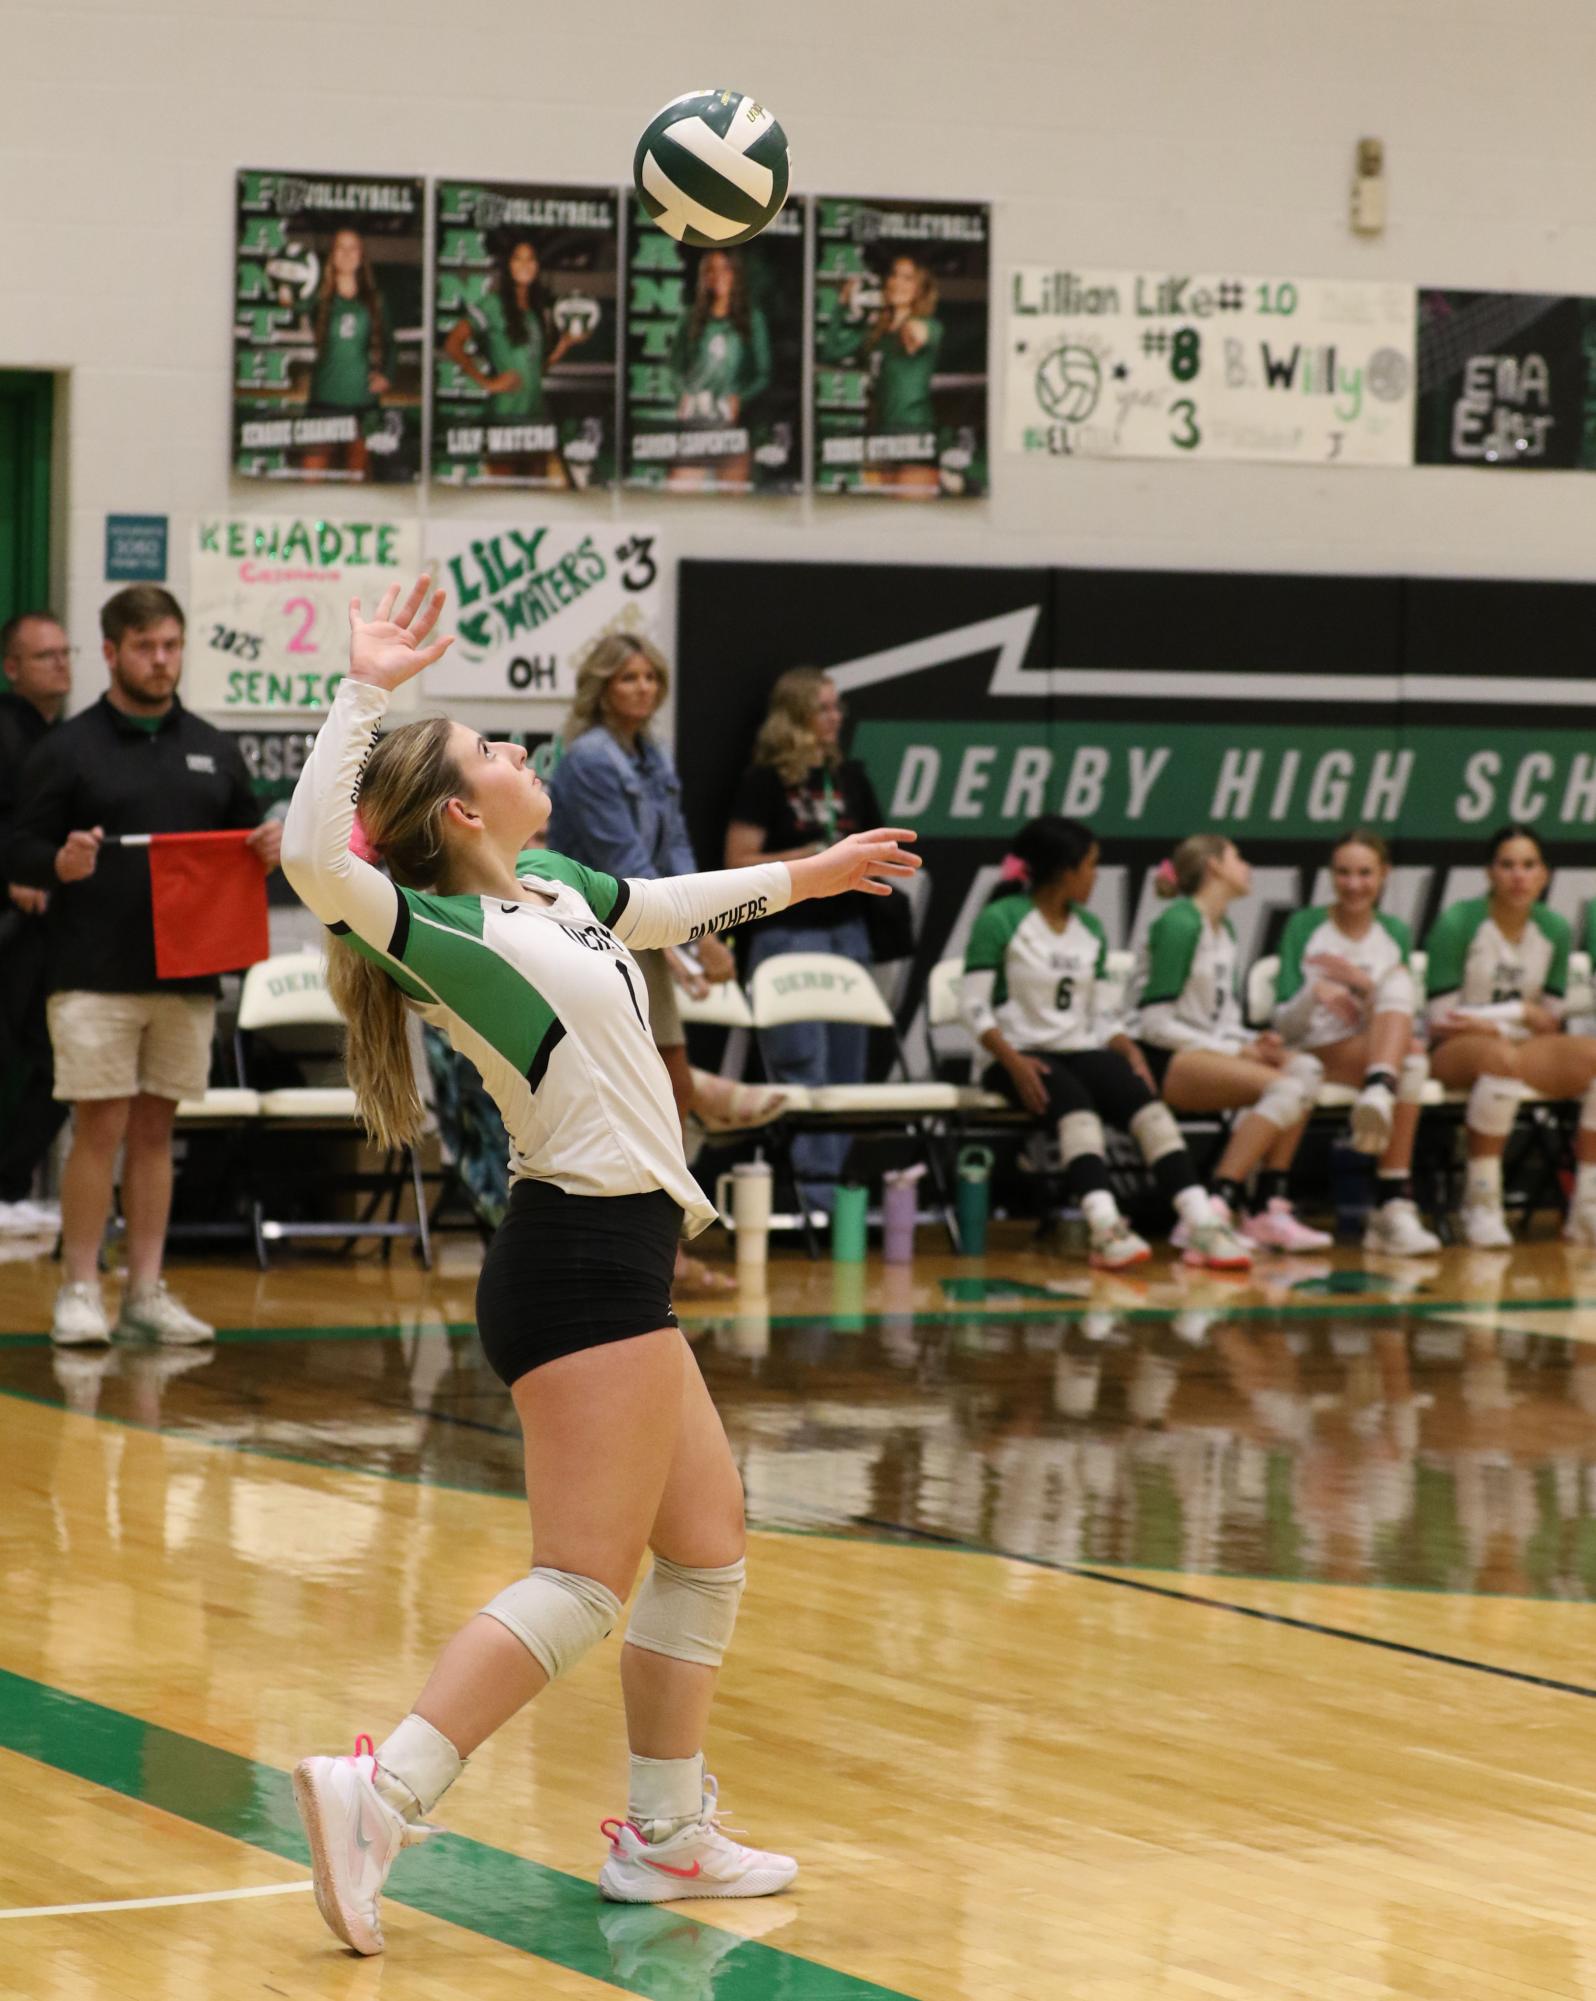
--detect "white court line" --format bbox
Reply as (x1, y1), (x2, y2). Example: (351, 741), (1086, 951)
(0, 1880), (314, 1919)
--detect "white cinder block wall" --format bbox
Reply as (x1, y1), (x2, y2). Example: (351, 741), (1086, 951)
(5, 0), (1596, 735)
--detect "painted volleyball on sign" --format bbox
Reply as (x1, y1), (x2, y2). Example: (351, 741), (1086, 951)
(632, 89), (792, 248)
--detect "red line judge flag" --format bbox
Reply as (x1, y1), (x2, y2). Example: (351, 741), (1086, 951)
(145, 829), (270, 980)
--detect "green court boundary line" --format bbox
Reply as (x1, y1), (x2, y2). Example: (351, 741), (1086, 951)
(5, 1291), (1596, 1350)
(0, 1666), (910, 2000)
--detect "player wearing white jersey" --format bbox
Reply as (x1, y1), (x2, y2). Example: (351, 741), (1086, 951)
(1134, 835), (1330, 1255)
(1426, 825), (1596, 1248)
(1273, 831), (1439, 1258)
(963, 817), (1251, 1271)
(279, 578), (919, 1954)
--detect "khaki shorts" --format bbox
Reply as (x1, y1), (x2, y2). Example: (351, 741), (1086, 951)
(637, 949), (685, 1049)
(48, 990), (216, 1103)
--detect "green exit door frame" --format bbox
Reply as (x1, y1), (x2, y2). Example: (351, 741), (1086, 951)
(0, 370), (55, 624)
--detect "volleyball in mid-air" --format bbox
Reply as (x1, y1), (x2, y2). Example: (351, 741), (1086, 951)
(633, 90), (791, 248)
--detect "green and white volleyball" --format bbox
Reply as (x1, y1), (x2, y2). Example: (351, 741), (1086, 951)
(633, 90), (791, 247)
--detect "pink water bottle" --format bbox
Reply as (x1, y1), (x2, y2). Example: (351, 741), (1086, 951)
(882, 1165), (926, 1264)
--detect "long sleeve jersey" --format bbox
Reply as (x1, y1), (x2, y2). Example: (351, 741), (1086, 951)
(961, 895), (1118, 1052)
(282, 678), (790, 1234)
(1272, 907), (1416, 1048)
(1424, 896), (1568, 1040)
(1133, 898), (1248, 1054)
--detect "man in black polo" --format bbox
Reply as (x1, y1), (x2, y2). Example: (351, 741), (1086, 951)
(3, 585), (282, 1346)
(0, 610), (74, 1230)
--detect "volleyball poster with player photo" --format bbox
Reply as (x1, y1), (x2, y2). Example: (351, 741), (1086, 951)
(233, 170), (425, 484)
(1004, 267), (1415, 466)
(812, 196), (991, 499)
(423, 518), (666, 699)
(1414, 290), (1596, 470)
(621, 195), (804, 494)
(433, 180), (620, 490)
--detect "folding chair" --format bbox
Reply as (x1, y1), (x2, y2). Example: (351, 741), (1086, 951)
(747, 951), (962, 1251)
(234, 949), (431, 1268)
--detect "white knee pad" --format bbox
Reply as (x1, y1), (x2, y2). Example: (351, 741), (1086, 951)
(624, 1555), (746, 1668)
(1129, 1099), (1184, 1165)
(1058, 1110), (1105, 1168)
(480, 1567), (621, 1682)
(1374, 965), (1417, 1016)
(1256, 1053), (1321, 1130)
(1399, 1051), (1429, 1106)
(1467, 1073), (1527, 1138)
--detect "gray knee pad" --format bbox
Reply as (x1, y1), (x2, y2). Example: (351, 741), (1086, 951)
(624, 1555), (746, 1668)
(1399, 1052), (1429, 1105)
(1129, 1099), (1184, 1165)
(1256, 1052), (1321, 1130)
(1467, 1073), (1527, 1137)
(480, 1567), (621, 1683)
(1058, 1110), (1106, 1168)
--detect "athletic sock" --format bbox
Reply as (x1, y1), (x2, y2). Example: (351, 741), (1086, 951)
(1577, 1163), (1596, 1210)
(1081, 1188), (1119, 1232)
(373, 1712), (464, 1821)
(1214, 1175), (1247, 1214)
(1172, 1184), (1213, 1230)
(1362, 1065), (1398, 1093)
(1465, 1156), (1504, 1208)
(1254, 1169), (1290, 1211)
(629, 1751), (705, 1841)
(1378, 1172), (1413, 1207)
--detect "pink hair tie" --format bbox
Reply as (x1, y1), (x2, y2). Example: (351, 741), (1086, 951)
(348, 813), (380, 864)
(997, 853), (1031, 886)
(1153, 857), (1179, 893)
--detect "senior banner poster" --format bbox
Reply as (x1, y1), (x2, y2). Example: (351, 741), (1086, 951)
(1005, 269), (1415, 466)
(812, 196), (990, 498)
(622, 196), (803, 493)
(1413, 290), (1596, 469)
(188, 514), (421, 716)
(234, 170), (425, 485)
(433, 180), (619, 490)
(423, 520), (665, 699)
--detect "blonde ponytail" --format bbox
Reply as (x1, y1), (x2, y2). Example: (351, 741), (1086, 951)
(326, 714), (462, 1150)
(1162, 833), (1232, 899)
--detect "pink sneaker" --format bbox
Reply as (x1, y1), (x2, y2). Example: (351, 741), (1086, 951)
(1241, 1199), (1332, 1253)
(292, 1735), (436, 1955)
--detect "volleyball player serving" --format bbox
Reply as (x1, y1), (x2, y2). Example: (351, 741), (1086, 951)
(281, 577), (919, 1954)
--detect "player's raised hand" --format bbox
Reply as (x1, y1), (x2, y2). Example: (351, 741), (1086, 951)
(787, 828), (920, 904)
(347, 575), (455, 691)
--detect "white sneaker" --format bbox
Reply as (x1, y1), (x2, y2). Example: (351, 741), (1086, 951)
(1565, 1204), (1596, 1248)
(1180, 1218), (1254, 1271)
(52, 1281), (111, 1347)
(599, 1777), (797, 1903)
(1461, 1203), (1514, 1250)
(1170, 1195), (1233, 1252)
(1088, 1217), (1152, 1270)
(12, 1197), (61, 1231)
(1364, 1198), (1443, 1257)
(0, 1201), (42, 1236)
(1350, 1082), (1395, 1156)
(117, 1282), (214, 1345)
(293, 1739), (435, 1955)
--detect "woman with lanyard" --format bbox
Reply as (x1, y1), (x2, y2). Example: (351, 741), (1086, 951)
(548, 634), (747, 1293)
(282, 576), (919, 1952)
(725, 667), (885, 1217)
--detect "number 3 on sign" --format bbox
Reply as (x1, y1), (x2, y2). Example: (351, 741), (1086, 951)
(1169, 400), (1200, 452)
(284, 598), (318, 654)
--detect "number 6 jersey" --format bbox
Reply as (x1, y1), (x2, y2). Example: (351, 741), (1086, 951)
(961, 894), (1115, 1051)
(282, 678), (791, 1234)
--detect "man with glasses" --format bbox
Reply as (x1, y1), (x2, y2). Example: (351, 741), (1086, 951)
(2, 586), (281, 1346)
(0, 612), (75, 1233)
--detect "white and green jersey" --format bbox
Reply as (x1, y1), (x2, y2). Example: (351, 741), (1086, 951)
(1134, 897), (1246, 1053)
(1424, 895), (1569, 1040)
(961, 895), (1114, 1052)
(282, 679), (791, 1235)
(1273, 907), (1415, 1049)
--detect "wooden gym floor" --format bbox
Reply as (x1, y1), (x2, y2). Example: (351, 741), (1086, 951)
(5, 1224), (1596, 1998)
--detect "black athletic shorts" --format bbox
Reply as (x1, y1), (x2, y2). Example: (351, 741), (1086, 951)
(1135, 1040), (1175, 1089)
(475, 1181), (682, 1388)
